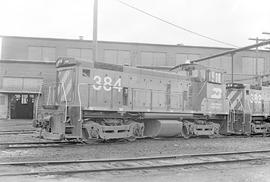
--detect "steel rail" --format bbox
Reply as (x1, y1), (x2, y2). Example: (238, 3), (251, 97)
(0, 131), (35, 135)
(0, 141), (81, 149)
(0, 135), (267, 149)
(1, 149), (270, 176)
(0, 129), (35, 132)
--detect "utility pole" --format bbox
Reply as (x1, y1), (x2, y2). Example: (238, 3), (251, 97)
(262, 32), (270, 49)
(231, 53), (234, 84)
(262, 32), (270, 85)
(93, 0), (98, 63)
(248, 37), (267, 84)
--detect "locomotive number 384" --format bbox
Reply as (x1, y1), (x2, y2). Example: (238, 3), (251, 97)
(93, 75), (122, 92)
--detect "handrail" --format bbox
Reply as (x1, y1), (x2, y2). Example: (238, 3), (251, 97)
(60, 83), (68, 123)
(247, 99), (252, 114)
(77, 83), (89, 121)
(197, 81), (207, 96)
(35, 84), (43, 119)
(237, 98), (244, 111)
(46, 86), (51, 105)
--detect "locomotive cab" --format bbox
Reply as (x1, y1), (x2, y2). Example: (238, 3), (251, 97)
(178, 64), (228, 137)
(33, 58), (84, 140)
(182, 64), (228, 114)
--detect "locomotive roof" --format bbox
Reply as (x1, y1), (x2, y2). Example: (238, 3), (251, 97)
(56, 57), (188, 80)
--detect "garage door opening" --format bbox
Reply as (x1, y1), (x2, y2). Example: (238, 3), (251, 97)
(10, 94), (35, 119)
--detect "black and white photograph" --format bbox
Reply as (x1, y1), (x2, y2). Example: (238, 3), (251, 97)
(0, 0), (270, 181)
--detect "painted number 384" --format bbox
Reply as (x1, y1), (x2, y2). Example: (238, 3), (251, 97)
(93, 75), (122, 92)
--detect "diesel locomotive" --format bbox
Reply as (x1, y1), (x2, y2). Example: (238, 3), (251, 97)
(33, 56), (270, 141)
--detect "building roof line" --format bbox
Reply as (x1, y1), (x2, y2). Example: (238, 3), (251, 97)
(0, 59), (55, 64)
(0, 35), (240, 51)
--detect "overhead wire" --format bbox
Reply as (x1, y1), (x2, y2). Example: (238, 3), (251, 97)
(116, 0), (239, 48)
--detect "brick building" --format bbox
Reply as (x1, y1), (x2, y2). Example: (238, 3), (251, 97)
(0, 35), (269, 119)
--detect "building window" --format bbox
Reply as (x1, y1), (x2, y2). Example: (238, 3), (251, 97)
(28, 46), (55, 61)
(0, 96), (5, 105)
(175, 53), (200, 65)
(141, 51), (166, 66)
(208, 56), (231, 73)
(104, 49), (131, 65)
(241, 57), (265, 75)
(28, 47), (42, 60)
(0, 37), (2, 59)
(43, 47), (55, 61)
(67, 48), (92, 60)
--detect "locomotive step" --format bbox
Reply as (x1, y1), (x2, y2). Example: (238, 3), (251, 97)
(65, 125), (75, 128)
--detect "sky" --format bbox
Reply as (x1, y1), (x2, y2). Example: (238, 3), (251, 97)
(0, 0), (269, 48)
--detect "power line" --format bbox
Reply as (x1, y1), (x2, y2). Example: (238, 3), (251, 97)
(116, 0), (239, 48)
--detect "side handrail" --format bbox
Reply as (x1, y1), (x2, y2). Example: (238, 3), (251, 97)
(78, 83), (89, 121)
(60, 82), (68, 123)
(35, 84), (43, 119)
(247, 99), (252, 114)
(237, 98), (244, 111)
(197, 81), (207, 96)
(46, 86), (51, 105)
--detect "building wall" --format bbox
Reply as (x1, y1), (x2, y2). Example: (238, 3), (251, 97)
(1, 36), (270, 79)
(0, 93), (8, 118)
(0, 59), (56, 119)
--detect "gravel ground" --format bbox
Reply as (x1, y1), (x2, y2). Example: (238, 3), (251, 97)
(1, 119), (270, 163)
(0, 119), (33, 131)
(0, 132), (44, 143)
(1, 136), (270, 162)
(1, 157), (270, 182)
(1, 119), (270, 182)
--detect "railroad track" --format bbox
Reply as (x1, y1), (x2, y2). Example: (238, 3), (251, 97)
(0, 141), (82, 149)
(0, 134), (267, 149)
(0, 149), (270, 177)
(0, 130), (35, 135)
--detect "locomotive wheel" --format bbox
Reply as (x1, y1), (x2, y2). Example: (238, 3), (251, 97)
(182, 124), (191, 139)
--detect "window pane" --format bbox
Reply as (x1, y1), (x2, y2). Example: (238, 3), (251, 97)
(176, 54), (187, 65)
(3, 77), (23, 90)
(221, 56), (231, 73)
(81, 49), (93, 60)
(153, 52), (166, 66)
(118, 50), (131, 65)
(28, 46), (42, 61)
(43, 47), (55, 61)
(82, 69), (90, 77)
(0, 96), (5, 105)
(23, 78), (43, 91)
(258, 58), (265, 75)
(67, 48), (80, 58)
(188, 54), (200, 61)
(141, 52), (153, 66)
(104, 50), (117, 64)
